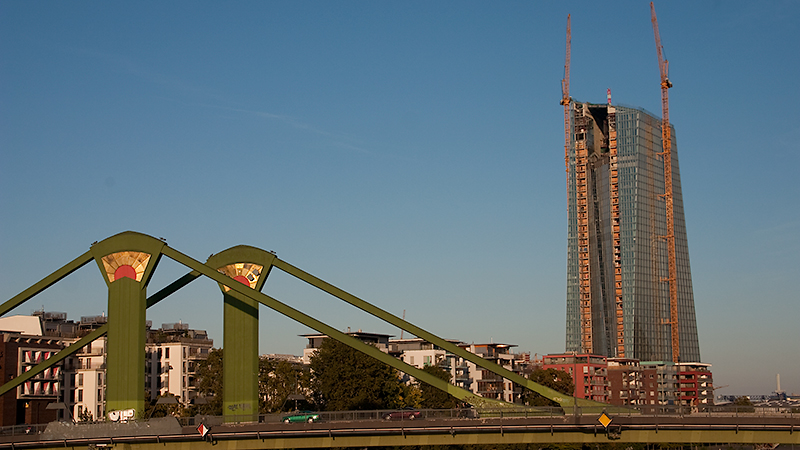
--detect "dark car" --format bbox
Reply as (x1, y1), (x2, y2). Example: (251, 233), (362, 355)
(281, 411), (320, 423)
(383, 407), (422, 420)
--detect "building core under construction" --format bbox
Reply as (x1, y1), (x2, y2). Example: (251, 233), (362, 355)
(564, 101), (700, 362)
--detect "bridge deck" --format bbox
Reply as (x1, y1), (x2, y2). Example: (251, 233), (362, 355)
(2, 414), (798, 449)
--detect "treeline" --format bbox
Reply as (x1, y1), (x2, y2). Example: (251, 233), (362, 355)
(146, 339), (574, 418)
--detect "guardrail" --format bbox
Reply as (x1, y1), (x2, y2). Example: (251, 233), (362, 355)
(0, 424), (48, 437)
(2, 405), (796, 437)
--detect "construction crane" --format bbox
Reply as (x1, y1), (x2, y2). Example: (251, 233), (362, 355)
(560, 14), (571, 175)
(560, 15), (593, 354)
(651, 2), (680, 364)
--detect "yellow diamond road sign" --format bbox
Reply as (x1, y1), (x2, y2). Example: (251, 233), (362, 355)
(598, 412), (612, 428)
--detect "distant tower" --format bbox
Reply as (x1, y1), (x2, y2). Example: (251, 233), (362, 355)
(564, 101), (701, 362)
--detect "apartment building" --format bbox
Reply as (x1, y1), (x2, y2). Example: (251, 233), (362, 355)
(145, 323), (213, 406)
(542, 353), (608, 403)
(607, 358), (642, 406)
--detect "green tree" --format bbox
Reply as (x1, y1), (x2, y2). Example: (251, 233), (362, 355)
(417, 364), (459, 409)
(309, 338), (405, 411)
(524, 368), (574, 407)
(733, 396), (755, 412)
(77, 408), (94, 422)
(259, 357), (312, 413)
(194, 348), (223, 415)
(144, 393), (184, 418)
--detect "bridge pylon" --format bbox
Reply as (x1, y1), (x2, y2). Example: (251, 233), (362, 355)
(207, 247), (277, 423)
(89, 231), (166, 418)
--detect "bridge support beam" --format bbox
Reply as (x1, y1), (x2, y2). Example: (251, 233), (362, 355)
(105, 277), (147, 415)
(207, 247), (276, 423)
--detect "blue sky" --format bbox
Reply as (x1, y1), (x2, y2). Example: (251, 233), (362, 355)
(1, 1), (798, 397)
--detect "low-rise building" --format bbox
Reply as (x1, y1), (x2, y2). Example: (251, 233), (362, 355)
(0, 315), (76, 426)
(460, 343), (531, 404)
(676, 362), (713, 408)
(607, 358), (641, 406)
(389, 337), (472, 391)
(301, 330), (391, 364)
(640, 361), (679, 408)
(542, 353), (608, 403)
(145, 322), (213, 406)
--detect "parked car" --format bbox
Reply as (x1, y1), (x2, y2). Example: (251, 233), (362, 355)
(383, 407), (422, 420)
(281, 411), (320, 423)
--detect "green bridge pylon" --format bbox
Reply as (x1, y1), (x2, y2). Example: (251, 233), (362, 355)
(207, 246), (276, 423)
(89, 232), (166, 416)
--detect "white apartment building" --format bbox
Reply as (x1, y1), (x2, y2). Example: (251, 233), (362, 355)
(145, 323), (213, 406)
(301, 331), (390, 364)
(74, 334), (107, 420)
(73, 315), (108, 421)
(389, 338), (472, 391)
(458, 343), (531, 404)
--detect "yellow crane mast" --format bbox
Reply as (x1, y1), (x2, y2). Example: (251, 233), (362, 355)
(651, 2), (680, 364)
(561, 14), (571, 174)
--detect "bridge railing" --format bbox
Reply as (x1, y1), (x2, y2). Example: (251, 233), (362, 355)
(5, 405), (796, 435)
(0, 424), (48, 437)
(175, 408), (484, 426)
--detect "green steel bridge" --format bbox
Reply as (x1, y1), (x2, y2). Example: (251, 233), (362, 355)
(1, 409), (799, 449)
(2, 231), (798, 447)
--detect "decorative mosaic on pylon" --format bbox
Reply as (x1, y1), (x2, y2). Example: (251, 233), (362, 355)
(101, 251), (151, 282)
(217, 263), (263, 291)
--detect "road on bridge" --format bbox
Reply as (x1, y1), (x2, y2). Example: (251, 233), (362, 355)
(1, 410), (798, 449)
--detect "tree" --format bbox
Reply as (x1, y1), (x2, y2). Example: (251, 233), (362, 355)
(144, 393), (184, 418)
(733, 396), (755, 412)
(77, 408), (93, 423)
(193, 348), (223, 415)
(524, 368), (574, 407)
(309, 338), (406, 411)
(417, 364), (459, 409)
(259, 357), (312, 413)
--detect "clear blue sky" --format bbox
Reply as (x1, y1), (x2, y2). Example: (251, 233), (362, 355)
(1, 1), (798, 397)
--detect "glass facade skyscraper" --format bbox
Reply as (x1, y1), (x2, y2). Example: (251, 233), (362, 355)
(565, 101), (700, 362)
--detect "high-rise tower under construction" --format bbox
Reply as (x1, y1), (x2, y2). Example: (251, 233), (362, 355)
(564, 101), (700, 362)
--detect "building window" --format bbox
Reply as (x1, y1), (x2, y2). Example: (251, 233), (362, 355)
(165, 348), (170, 359)
(77, 389), (83, 402)
(78, 373), (83, 387)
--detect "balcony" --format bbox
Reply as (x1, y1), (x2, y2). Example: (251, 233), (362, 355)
(79, 361), (106, 370)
